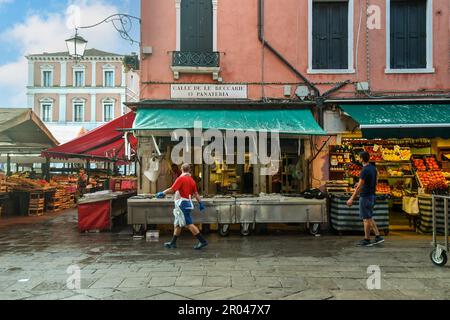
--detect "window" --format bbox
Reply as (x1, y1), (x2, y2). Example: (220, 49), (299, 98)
(312, 1), (349, 70)
(390, 0), (427, 70)
(104, 70), (114, 87)
(181, 0), (213, 52)
(41, 103), (52, 122)
(73, 102), (85, 122)
(42, 71), (52, 87)
(103, 102), (114, 122)
(74, 70), (85, 87)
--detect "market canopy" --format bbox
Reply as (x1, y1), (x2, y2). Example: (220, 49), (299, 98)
(132, 108), (326, 135)
(0, 108), (58, 153)
(340, 104), (450, 139)
(47, 125), (87, 145)
(42, 113), (137, 162)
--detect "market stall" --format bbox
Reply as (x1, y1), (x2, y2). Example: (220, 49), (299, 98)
(0, 109), (59, 217)
(127, 104), (328, 236)
(78, 190), (137, 232)
(42, 113), (139, 228)
(327, 103), (450, 234)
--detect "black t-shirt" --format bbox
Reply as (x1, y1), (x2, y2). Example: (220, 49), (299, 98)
(360, 164), (377, 197)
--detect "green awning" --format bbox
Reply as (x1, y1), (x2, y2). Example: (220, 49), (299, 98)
(340, 104), (450, 139)
(133, 108), (326, 135)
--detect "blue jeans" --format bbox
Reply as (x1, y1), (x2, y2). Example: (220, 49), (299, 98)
(359, 195), (376, 220)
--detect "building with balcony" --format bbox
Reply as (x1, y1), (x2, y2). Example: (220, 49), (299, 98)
(26, 49), (140, 130)
(130, 0), (449, 194)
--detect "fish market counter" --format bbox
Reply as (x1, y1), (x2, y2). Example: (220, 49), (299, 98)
(128, 195), (327, 236)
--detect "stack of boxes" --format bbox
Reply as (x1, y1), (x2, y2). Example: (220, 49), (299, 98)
(29, 191), (45, 216)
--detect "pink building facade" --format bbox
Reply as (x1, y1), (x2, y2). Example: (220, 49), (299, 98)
(132, 0), (449, 192)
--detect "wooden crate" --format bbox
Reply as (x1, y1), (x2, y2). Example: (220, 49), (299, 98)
(29, 208), (44, 216)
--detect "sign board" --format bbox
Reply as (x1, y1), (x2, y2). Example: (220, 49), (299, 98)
(171, 84), (248, 99)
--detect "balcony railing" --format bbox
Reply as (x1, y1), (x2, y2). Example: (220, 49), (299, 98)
(172, 51), (220, 68)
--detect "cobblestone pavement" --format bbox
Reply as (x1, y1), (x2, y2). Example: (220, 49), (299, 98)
(0, 210), (449, 300)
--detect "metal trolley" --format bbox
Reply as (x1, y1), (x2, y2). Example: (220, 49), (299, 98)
(430, 195), (449, 267)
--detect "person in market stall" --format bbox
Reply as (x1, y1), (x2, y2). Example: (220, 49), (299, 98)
(347, 151), (385, 247)
(171, 164), (182, 183)
(156, 164), (208, 250)
(77, 168), (88, 199)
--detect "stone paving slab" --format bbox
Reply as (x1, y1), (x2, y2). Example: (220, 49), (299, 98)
(204, 276), (231, 288)
(175, 276), (205, 287)
(149, 277), (177, 287)
(191, 288), (250, 300)
(107, 288), (163, 300)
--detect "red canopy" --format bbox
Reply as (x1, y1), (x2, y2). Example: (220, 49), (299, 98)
(42, 113), (137, 163)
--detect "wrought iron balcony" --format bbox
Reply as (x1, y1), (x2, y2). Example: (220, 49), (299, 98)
(172, 51), (220, 68)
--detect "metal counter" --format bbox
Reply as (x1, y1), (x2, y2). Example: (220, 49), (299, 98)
(128, 195), (327, 236)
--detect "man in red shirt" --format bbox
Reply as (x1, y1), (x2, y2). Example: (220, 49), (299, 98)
(156, 164), (208, 250)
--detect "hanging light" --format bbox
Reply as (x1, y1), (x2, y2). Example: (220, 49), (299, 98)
(65, 31), (88, 59)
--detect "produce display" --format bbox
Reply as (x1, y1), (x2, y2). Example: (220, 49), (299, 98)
(387, 168), (404, 177)
(382, 148), (411, 162)
(347, 163), (362, 177)
(413, 159), (427, 171)
(0, 173), (7, 193)
(424, 157), (440, 171)
(443, 171), (450, 179)
(416, 171), (447, 191)
(7, 176), (54, 191)
(376, 182), (391, 195)
(364, 146), (383, 162)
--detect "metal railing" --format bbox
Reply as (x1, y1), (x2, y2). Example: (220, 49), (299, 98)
(172, 51), (220, 68)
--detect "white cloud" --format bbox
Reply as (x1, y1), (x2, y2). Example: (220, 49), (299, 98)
(0, 0), (128, 108)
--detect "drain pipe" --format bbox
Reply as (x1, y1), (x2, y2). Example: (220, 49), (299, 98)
(258, 0), (320, 97)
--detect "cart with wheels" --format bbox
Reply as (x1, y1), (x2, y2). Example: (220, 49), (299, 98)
(430, 195), (449, 267)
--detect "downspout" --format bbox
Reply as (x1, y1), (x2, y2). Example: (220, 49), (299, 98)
(258, 0), (320, 96)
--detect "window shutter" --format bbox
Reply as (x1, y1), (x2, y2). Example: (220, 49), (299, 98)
(391, 0), (427, 69)
(313, 2), (348, 70)
(312, 4), (329, 69)
(181, 0), (213, 52)
(406, 1), (427, 68)
(330, 3), (348, 69)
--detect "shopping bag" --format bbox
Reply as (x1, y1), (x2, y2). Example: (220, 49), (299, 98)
(403, 196), (419, 215)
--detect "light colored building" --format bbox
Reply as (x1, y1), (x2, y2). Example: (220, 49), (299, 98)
(26, 49), (139, 130)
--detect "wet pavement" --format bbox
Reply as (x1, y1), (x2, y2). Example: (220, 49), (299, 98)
(0, 209), (449, 300)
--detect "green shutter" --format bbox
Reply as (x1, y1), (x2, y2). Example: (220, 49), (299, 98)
(313, 2), (348, 70)
(181, 0), (213, 52)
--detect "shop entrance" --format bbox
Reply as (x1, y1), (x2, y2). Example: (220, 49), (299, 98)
(327, 137), (450, 236)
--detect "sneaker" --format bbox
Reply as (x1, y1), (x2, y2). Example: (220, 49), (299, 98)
(194, 242), (208, 250)
(359, 239), (373, 247)
(373, 236), (385, 245)
(164, 242), (177, 249)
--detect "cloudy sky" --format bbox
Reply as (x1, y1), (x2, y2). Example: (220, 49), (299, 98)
(0, 0), (140, 108)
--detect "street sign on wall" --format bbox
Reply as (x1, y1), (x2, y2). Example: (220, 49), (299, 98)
(171, 84), (248, 99)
